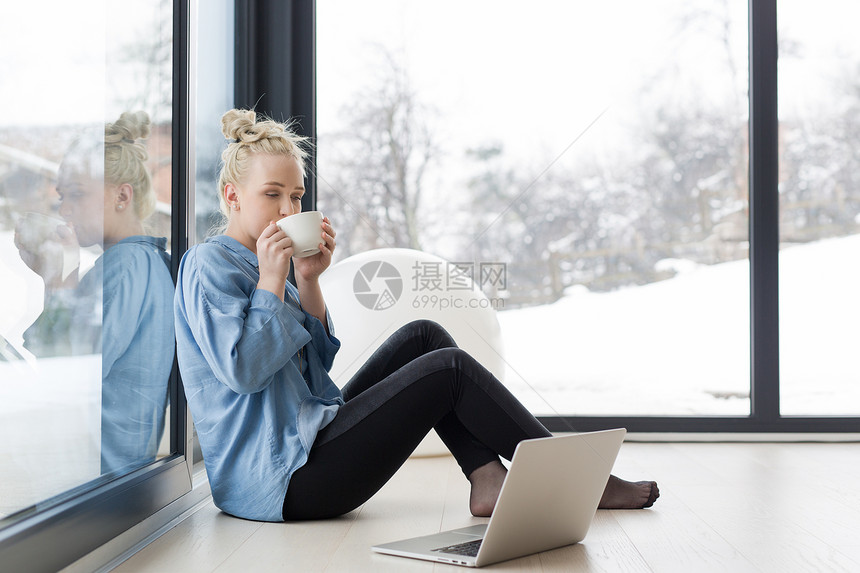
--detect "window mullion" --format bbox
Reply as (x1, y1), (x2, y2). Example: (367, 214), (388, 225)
(748, 0), (780, 421)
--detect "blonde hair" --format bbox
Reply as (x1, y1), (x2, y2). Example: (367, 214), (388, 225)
(105, 111), (155, 220)
(58, 111), (155, 220)
(217, 108), (310, 223)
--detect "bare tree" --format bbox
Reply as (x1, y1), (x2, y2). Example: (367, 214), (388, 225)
(317, 48), (437, 257)
(780, 57), (860, 242)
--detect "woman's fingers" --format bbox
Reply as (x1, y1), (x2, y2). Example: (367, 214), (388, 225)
(256, 222), (294, 282)
(321, 217), (336, 253)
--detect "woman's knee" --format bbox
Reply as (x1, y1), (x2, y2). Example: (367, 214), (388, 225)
(403, 319), (458, 348)
(432, 347), (487, 379)
(408, 318), (445, 334)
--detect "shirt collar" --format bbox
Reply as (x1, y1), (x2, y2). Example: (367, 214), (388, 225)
(117, 235), (168, 251)
(206, 235), (259, 268)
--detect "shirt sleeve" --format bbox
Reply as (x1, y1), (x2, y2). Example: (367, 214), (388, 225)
(302, 307), (340, 372)
(178, 246), (312, 394)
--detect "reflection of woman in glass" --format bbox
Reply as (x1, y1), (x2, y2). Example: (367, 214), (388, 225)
(16, 111), (174, 474)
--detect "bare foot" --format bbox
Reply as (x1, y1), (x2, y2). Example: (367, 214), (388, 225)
(598, 475), (659, 509)
(468, 460), (507, 517)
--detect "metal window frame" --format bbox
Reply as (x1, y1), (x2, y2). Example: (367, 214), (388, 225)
(0, 2), (196, 571)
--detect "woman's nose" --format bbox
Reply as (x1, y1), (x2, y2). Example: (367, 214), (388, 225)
(282, 200), (298, 217)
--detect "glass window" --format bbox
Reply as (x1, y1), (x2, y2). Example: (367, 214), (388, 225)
(778, 0), (860, 415)
(195, 0), (235, 245)
(192, 0), (235, 467)
(0, 0), (175, 523)
(317, 0), (750, 416)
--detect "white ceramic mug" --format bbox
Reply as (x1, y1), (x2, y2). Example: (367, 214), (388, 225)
(17, 212), (80, 280)
(276, 211), (324, 258)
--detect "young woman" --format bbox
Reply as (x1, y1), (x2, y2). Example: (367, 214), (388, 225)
(174, 109), (659, 522)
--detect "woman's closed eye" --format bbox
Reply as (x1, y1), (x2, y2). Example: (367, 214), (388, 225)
(57, 188), (84, 204)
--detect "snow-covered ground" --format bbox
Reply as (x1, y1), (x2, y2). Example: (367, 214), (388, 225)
(498, 234), (860, 416)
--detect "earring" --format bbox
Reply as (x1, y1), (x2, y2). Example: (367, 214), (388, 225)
(117, 204), (124, 211)
(232, 203), (239, 211)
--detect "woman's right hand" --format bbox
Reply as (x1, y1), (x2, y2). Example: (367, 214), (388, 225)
(255, 221), (293, 300)
(14, 216), (78, 289)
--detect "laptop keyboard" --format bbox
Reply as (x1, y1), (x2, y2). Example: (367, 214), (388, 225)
(431, 539), (483, 557)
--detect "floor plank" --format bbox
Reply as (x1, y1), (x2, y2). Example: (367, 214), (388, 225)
(538, 512), (652, 573)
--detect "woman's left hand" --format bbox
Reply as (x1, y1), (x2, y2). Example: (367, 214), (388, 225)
(293, 216), (336, 283)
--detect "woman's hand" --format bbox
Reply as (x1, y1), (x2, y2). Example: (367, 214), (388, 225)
(293, 217), (336, 331)
(293, 216), (337, 284)
(255, 221), (294, 300)
(14, 217), (79, 289)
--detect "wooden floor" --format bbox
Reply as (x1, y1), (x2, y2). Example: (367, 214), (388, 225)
(113, 443), (860, 572)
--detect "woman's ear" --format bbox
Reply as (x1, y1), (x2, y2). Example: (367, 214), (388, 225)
(224, 183), (240, 211)
(115, 183), (134, 212)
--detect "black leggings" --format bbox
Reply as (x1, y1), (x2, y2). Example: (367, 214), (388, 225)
(282, 320), (551, 520)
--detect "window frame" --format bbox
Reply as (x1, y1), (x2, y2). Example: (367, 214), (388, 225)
(0, 1), (196, 570)
(309, 0), (859, 435)
(542, 0), (857, 435)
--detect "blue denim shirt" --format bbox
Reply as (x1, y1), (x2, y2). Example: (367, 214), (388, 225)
(101, 236), (174, 474)
(174, 235), (343, 522)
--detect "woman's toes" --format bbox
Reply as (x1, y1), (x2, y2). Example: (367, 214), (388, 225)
(599, 476), (660, 509)
(640, 481), (660, 508)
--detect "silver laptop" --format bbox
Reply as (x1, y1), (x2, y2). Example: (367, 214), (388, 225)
(372, 428), (626, 568)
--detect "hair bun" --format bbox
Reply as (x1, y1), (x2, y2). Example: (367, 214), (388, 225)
(221, 108), (290, 144)
(222, 108), (259, 142)
(106, 110), (151, 144)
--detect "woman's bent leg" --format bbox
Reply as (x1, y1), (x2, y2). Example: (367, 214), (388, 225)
(338, 320), (509, 476)
(282, 347), (550, 520)
(339, 319), (458, 401)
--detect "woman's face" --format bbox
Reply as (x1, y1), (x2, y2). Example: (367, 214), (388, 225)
(226, 153), (305, 252)
(56, 164), (106, 248)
